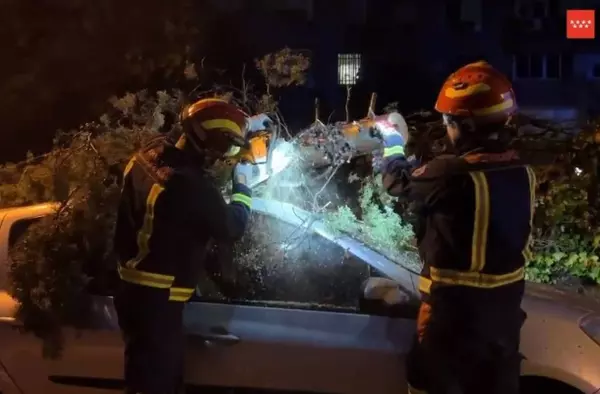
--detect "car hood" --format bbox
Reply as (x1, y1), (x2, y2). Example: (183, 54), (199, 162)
(525, 282), (600, 314)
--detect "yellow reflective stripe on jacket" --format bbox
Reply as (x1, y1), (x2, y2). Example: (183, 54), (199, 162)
(118, 265), (174, 289)
(418, 266), (525, 295)
(231, 193), (252, 208)
(383, 146), (405, 157)
(121, 157), (135, 193)
(118, 266), (194, 302)
(169, 287), (195, 302)
(126, 183), (165, 269)
(123, 158), (136, 177)
(468, 171), (490, 272)
(120, 157), (136, 193)
(430, 266), (525, 288)
(522, 166), (536, 262)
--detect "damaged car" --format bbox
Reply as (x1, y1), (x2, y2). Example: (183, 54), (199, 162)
(0, 200), (600, 394)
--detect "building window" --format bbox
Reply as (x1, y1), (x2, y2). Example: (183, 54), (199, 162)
(561, 54), (574, 79)
(513, 54), (567, 79)
(393, 2), (417, 24)
(338, 54), (361, 85)
(515, 0), (549, 19)
(446, 0), (482, 32)
(530, 55), (544, 78)
(546, 54), (560, 79)
(531, 1), (547, 18)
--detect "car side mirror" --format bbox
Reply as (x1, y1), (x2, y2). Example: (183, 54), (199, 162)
(359, 277), (417, 318)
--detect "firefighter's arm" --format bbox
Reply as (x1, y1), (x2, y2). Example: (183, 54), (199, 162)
(172, 171), (252, 241)
(382, 155), (460, 205)
(377, 125), (426, 200)
(381, 156), (420, 199)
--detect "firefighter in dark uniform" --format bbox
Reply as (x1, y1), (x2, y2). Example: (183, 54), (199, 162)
(113, 98), (258, 394)
(379, 61), (535, 394)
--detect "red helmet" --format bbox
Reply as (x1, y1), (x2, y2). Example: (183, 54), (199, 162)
(435, 61), (517, 124)
(180, 98), (249, 156)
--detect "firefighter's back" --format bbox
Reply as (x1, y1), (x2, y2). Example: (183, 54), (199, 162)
(417, 152), (534, 329)
(114, 136), (212, 302)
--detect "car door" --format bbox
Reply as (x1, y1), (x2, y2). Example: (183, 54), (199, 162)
(183, 212), (417, 394)
(0, 298), (122, 394)
(0, 216), (123, 394)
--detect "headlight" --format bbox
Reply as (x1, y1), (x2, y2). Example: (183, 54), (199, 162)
(579, 313), (600, 346)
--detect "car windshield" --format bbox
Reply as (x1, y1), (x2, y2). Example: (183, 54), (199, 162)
(198, 200), (420, 311)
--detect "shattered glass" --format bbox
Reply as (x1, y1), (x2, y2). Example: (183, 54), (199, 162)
(198, 213), (370, 310)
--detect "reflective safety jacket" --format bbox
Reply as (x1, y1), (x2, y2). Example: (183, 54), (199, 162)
(382, 150), (535, 309)
(114, 136), (252, 302)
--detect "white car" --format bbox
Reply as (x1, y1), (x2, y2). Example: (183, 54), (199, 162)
(0, 200), (600, 394)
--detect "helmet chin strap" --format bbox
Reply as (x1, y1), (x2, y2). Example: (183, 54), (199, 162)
(175, 134), (187, 150)
(177, 131), (235, 169)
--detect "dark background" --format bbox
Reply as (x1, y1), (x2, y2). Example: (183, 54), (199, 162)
(2, 0), (600, 163)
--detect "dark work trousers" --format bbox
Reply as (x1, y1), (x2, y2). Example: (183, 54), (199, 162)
(114, 282), (185, 394)
(406, 296), (526, 394)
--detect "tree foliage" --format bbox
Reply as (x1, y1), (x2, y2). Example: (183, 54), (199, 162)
(326, 175), (419, 270)
(325, 113), (600, 287)
(256, 47), (311, 92)
(3, 48), (311, 358)
(4, 90), (183, 357)
(0, 0), (204, 161)
(2, 44), (600, 360)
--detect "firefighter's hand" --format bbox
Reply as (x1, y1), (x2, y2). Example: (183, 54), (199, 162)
(376, 113), (409, 158)
(378, 126), (406, 159)
(379, 127), (405, 147)
(233, 162), (255, 185)
(247, 113), (274, 133)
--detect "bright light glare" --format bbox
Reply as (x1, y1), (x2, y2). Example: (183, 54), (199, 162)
(270, 141), (294, 175)
(246, 141), (295, 189)
(575, 167), (583, 176)
(248, 163), (269, 189)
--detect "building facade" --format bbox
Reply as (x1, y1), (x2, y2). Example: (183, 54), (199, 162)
(206, 0), (600, 123)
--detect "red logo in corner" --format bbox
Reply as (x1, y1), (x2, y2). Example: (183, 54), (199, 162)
(567, 9), (595, 39)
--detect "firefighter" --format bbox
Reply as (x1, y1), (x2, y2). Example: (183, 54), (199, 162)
(379, 61), (534, 394)
(113, 98), (259, 394)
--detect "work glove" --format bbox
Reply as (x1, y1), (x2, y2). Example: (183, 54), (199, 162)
(378, 125), (406, 159)
(247, 113), (274, 134)
(233, 161), (256, 185)
(361, 277), (411, 305)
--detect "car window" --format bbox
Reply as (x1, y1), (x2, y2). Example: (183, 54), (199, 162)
(1, 217), (42, 291)
(196, 212), (371, 311)
(8, 217), (41, 248)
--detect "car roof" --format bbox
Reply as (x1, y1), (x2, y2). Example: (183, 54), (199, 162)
(0, 202), (60, 219)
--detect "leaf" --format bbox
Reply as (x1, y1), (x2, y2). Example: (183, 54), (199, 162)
(590, 266), (600, 282)
(4, 90), (187, 359)
(552, 251), (566, 261)
(566, 253), (579, 267)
